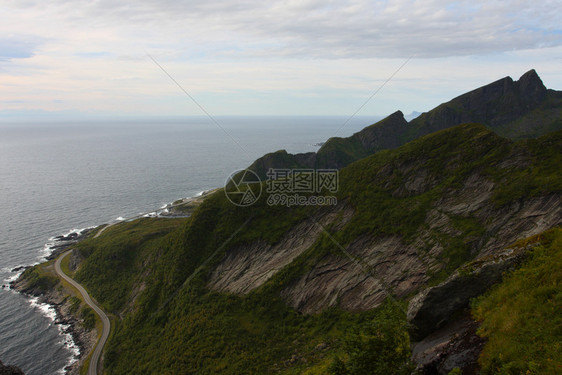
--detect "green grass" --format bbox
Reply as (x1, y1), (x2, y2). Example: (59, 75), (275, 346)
(338, 124), (507, 241)
(104, 295), (411, 375)
(60, 250), (74, 276)
(326, 301), (414, 375)
(20, 261), (60, 293)
(73, 218), (187, 313)
(69, 296), (81, 314)
(471, 228), (562, 374)
(316, 136), (369, 168)
(490, 130), (562, 206)
(81, 306), (96, 330)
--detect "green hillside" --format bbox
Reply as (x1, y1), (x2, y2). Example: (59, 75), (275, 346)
(35, 124), (560, 374)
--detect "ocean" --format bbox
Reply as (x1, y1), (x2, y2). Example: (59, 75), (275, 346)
(0, 116), (376, 374)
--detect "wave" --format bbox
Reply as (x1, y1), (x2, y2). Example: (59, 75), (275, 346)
(28, 297), (80, 371)
(3, 269), (23, 284)
(6, 189), (214, 284)
(39, 226), (97, 261)
(135, 189), (215, 219)
(2, 227), (97, 284)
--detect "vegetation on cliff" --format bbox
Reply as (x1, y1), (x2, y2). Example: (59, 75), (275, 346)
(472, 228), (562, 374)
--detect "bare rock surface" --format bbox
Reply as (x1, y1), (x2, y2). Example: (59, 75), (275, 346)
(411, 312), (486, 375)
(210, 162), (561, 315)
(407, 245), (528, 341)
(208, 205), (354, 294)
(281, 235), (428, 313)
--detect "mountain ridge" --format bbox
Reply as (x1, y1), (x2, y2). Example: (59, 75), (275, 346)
(247, 69), (561, 179)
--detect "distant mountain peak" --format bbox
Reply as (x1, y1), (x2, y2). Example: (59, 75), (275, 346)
(388, 110), (405, 119)
(407, 68), (553, 139)
(517, 68), (547, 102)
(245, 69), (561, 178)
(519, 68), (540, 82)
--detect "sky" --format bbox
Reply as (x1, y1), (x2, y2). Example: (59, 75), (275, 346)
(1, 0), (561, 119)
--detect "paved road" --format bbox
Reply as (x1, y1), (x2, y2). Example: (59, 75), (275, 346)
(55, 251), (110, 375)
(93, 223), (114, 239)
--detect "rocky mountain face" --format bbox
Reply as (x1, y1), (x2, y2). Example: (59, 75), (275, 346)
(407, 69), (558, 140)
(247, 110), (409, 178)
(211, 126), (561, 320)
(247, 70), (561, 179)
(209, 124), (561, 374)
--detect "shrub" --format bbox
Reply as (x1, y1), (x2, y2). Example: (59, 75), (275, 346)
(329, 301), (415, 375)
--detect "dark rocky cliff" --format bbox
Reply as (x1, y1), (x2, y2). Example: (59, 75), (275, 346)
(246, 70), (561, 179)
(19, 72), (561, 375)
(407, 69), (550, 138)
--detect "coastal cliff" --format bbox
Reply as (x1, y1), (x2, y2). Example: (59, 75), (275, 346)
(14, 70), (562, 374)
(50, 125), (560, 374)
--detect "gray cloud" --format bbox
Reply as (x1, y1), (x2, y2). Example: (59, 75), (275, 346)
(2, 0), (561, 117)
(22, 0), (559, 59)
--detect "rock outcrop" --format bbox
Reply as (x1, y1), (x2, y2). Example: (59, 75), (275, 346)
(408, 69), (548, 138)
(11, 272), (97, 375)
(411, 312), (486, 375)
(208, 204), (355, 294)
(407, 245), (529, 341)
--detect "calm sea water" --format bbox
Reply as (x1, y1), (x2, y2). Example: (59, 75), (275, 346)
(0, 116), (376, 374)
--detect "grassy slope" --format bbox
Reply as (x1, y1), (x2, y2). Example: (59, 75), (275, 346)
(68, 125), (561, 374)
(472, 228), (562, 374)
(72, 218), (187, 314)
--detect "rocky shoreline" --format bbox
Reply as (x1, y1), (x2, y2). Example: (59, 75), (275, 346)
(5, 192), (212, 374)
(11, 277), (98, 375)
(9, 228), (98, 375)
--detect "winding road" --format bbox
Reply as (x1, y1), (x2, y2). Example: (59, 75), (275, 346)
(55, 251), (110, 375)
(50, 193), (213, 373)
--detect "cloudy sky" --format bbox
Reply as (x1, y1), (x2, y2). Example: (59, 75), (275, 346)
(1, 0), (561, 119)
